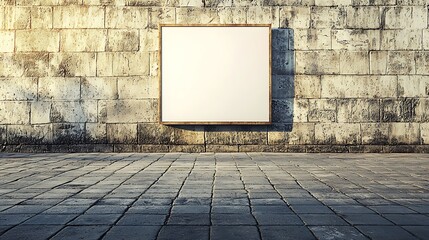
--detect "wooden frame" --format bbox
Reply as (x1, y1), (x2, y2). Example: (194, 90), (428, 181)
(159, 24), (272, 125)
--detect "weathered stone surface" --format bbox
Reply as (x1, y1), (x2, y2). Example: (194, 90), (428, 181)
(272, 99), (293, 123)
(294, 29), (330, 50)
(118, 77), (157, 99)
(268, 124), (291, 145)
(96, 53), (113, 77)
(272, 75), (294, 99)
(296, 51), (340, 74)
(421, 123), (429, 144)
(351, 0), (395, 5)
(205, 145), (238, 152)
(369, 51), (387, 74)
(107, 29), (139, 52)
(51, 101), (98, 123)
(38, 77), (80, 100)
(4, 6), (31, 29)
(176, 8), (220, 24)
(31, 101), (51, 124)
(293, 99), (310, 122)
(16, 30), (59, 52)
(424, 30), (429, 49)
(332, 30), (380, 50)
(388, 123), (420, 145)
(173, 126), (205, 145)
(52, 123), (85, 144)
(337, 99), (379, 123)
(0, 31), (14, 52)
(0, 78), (37, 100)
(31, 6), (52, 29)
(415, 52), (429, 75)
(218, 8), (246, 24)
(361, 123), (389, 145)
(106, 7), (148, 28)
(414, 98), (429, 122)
(107, 124), (137, 144)
(49, 53), (96, 77)
(169, 145), (206, 153)
(321, 75), (397, 98)
(148, 7), (175, 29)
(272, 29), (290, 52)
(236, 126), (268, 145)
(0, 53), (50, 78)
(247, 7), (280, 28)
(315, 123), (361, 145)
(295, 75), (320, 99)
(85, 123), (106, 144)
(381, 98), (417, 122)
(308, 99), (336, 123)
(140, 28), (158, 51)
(398, 76), (429, 98)
(339, 51), (369, 74)
(383, 6), (427, 29)
(0, 101), (30, 124)
(81, 77), (117, 100)
(7, 124), (52, 144)
(346, 6), (379, 29)
(386, 51), (415, 74)
(287, 123), (315, 145)
(0, 125), (6, 144)
(138, 123), (173, 144)
(112, 52), (150, 76)
(272, 51), (294, 75)
(99, 100), (157, 123)
(53, 6), (104, 28)
(149, 52), (158, 76)
(61, 29), (107, 52)
(205, 126), (238, 145)
(279, 6), (310, 28)
(310, 6), (346, 29)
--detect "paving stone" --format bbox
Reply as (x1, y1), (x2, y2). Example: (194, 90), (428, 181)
(309, 226), (368, 240)
(2, 205), (51, 214)
(331, 205), (375, 214)
(117, 214), (166, 226)
(0, 225), (63, 240)
(251, 205), (294, 214)
(158, 226), (209, 240)
(300, 214), (349, 226)
(253, 213), (304, 226)
(291, 205), (334, 214)
(211, 206), (251, 214)
(85, 205), (128, 214)
(50, 225), (110, 240)
(211, 226), (260, 240)
(341, 214), (393, 225)
(126, 206), (170, 214)
(383, 214), (429, 225)
(103, 226), (160, 240)
(22, 214), (76, 225)
(250, 198), (286, 205)
(211, 213), (257, 225)
(403, 226), (429, 240)
(171, 205), (210, 214)
(0, 214), (34, 225)
(167, 213), (210, 225)
(97, 198), (135, 205)
(357, 225), (418, 240)
(68, 214), (121, 225)
(212, 198), (249, 206)
(44, 205), (90, 214)
(133, 198), (172, 206)
(260, 226), (316, 240)
(368, 205), (417, 214)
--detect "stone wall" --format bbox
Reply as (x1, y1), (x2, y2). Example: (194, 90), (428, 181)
(0, 0), (428, 153)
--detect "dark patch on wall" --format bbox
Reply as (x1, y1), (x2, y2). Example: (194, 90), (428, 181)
(53, 123), (85, 144)
(381, 98), (417, 122)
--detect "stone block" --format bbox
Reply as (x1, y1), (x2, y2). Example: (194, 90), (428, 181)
(140, 28), (158, 51)
(31, 101), (51, 124)
(414, 98), (429, 122)
(218, 8), (246, 24)
(424, 30), (429, 50)
(346, 6), (380, 29)
(99, 99), (157, 123)
(0, 31), (14, 52)
(106, 7), (148, 28)
(361, 123), (389, 145)
(61, 29), (107, 52)
(388, 123), (420, 145)
(81, 77), (117, 100)
(140, 144), (169, 152)
(107, 123), (137, 144)
(339, 51), (369, 74)
(16, 0), (58, 5)
(96, 52), (113, 77)
(272, 75), (294, 99)
(308, 99), (336, 123)
(272, 99), (293, 123)
(52, 123), (85, 144)
(416, 51), (429, 75)
(169, 145), (206, 153)
(272, 51), (294, 75)
(51, 101), (98, 123)
(38, 77), (80, 100)
(295, 50), (340, 74)
(332, 30), (380, 50)
(0, 125), (6, 144)
(138, 123), (173, 144)
(124, 0), (162, 6)
(16, 30), (59, 52)
(173, 126), (205, 145)
(49, 53), (96, 77)
(236, 126), (268, 145)
(148, 7), (175, 29)
(421, 123), (429, 145)
(321, 75), (397, 98)
(112, 52), (149, 76)
(0, 101), (30, 124)
(310, 6), (346, 29)
(149, 52), (158, 76)
(205, 145), (238, 152)
(295, 75), (320, 99)
(287, 123), (315, 145)
(247, 7), (280, 28)
(386, 51), (415, 74)
(383, 6), (427, 29)
(398, 76), (429, 97)
(272, 29), (290, 52)
(205, 126), (238, 145)
(315, 123), (361, 145)
(351, 0), (395, 5)
(314, 0), (351, 6)
(176, 8), (220, 24)
(53, 6), (104, 28)
(294, 29), (331, 50)
(369, 51), (387, 74)
(107, 29), (138, 52)
(7, 53), (50, 77)
(279, 6), (310, 28)
(293, 99), (309, 122)
(85, 123), (106, 144)
(337, 99), (379, 123)
(31, 6), (52, 29)
(0, 78), (37, 100)
(268, 124), (291, 145)
(4, 6), (31, 29)
(205, 0), (233, 7)
(118, 76), (158, 99)
(394, 30), (422, 50)
(382, 98), (416, 122)
(7, 124), (52, 144)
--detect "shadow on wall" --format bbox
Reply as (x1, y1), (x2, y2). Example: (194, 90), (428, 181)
(175, 28), (295, 139)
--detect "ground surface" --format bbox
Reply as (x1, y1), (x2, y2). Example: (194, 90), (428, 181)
(0, 153), (428, 240)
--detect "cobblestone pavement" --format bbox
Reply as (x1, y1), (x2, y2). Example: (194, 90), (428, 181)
(0, 153), (428, 240)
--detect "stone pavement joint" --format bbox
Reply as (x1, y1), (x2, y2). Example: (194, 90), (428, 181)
(0, 153), (428, 240)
